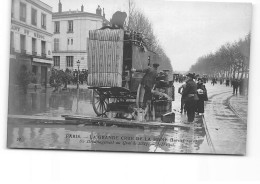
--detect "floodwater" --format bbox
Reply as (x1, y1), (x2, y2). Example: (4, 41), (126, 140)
(7, 85), (212, 154)
(8, 88), (96, 117)
(7, 118), (211, 153)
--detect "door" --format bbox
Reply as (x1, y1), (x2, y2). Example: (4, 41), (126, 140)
(41, 66), (47, 87)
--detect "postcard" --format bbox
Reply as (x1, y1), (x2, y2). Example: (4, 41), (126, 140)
(7, 0), (252, 155)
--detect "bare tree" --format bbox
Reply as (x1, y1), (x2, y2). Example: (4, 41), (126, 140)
(189, 33), (251, 79)
(127, 0), (173, 74)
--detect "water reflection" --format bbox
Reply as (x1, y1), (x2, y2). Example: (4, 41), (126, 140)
(8, 88), (172, 122)
(8, 88), (94, 117)
(8, 86), (211, 153)
(7, 119), (211, 153)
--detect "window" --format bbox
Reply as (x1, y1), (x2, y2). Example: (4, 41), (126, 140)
(68, 20), (73, 33)
(31, 8), (37, 26)
(53, 56), (60, 67)
(41, 13), (46, 29)
(67, 38), (73, 45)
(54, 21), (60, 33)
(20, 3), (26, 22)
(54, 38), (59, 51)
(20, 35), (26, 53)
(41, 41), (46, 57)
(66, 56), (74, 67)
(32, 38), (37, 55)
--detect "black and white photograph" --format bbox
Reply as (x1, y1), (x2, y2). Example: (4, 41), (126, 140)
(6, 0), (252, 155)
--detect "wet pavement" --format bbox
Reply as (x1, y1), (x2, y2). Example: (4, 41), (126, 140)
(8, 87), (95, 118)
(7, 82), (247, 154)
(229, 95), (248, 123)
(203, 84), (247, 155)
(7, 118), (210, 153)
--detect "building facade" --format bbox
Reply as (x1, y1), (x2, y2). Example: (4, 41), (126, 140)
(52, 1), (109, 71)
(10, 0), (53, 88)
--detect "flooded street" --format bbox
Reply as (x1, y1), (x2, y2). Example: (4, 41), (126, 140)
(8, 88), (96, 118)
(7, 118), (211, 153)
(7, 82), (243, 154)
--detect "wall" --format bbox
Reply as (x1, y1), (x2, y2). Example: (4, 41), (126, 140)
(52, 14), (103, 70)
(11, 0), (53, 59)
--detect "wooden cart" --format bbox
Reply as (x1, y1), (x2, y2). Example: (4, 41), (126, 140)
(87, 28), (174, 117)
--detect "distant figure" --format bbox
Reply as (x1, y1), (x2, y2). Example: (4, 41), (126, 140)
(110, 11), (127, 29)
(226, 78), (230, 86)
(220, 78), (223, 85)
(196, 78), (208, 115)
(232, 79), (239, 95)
(211, 78), (217, 86)
(178, 83), (187, 113)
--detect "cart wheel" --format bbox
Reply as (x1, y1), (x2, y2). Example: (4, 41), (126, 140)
(136, 84), (145, 108)
(92, 89), (109, 116)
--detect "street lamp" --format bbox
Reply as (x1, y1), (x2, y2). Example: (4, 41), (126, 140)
(77, 60), (80, 89)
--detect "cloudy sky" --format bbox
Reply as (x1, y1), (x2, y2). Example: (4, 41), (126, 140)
(42, 0), (252, 71)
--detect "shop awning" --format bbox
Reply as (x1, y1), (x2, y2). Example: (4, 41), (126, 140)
(33, 58), (52, 64)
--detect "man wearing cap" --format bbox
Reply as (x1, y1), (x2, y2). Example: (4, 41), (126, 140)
(182, 73), (198, 123)
(132, 63), (160, 106)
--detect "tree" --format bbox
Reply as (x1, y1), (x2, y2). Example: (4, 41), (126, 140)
(17, 65), (36, 94)
(50, 68), (74, 91)
(189, 33), (251, 80)
(49, 68), (63, 92)
(127, 0), (173, 75)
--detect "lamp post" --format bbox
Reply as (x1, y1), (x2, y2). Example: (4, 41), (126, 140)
(77, 60), (80, 89)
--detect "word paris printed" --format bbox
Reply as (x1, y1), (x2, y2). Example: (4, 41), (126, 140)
(7, 0), (252, 155)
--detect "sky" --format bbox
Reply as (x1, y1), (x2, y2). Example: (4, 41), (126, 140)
(41, 0), (252, 72)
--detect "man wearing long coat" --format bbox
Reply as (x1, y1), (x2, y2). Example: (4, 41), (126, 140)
(182, 73), (198, 123)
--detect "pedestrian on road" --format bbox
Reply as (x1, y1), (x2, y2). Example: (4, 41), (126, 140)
(226, 78), (230, 86)
(196, 78), (208, 115)
(182, 73), (199, 123)
(211, 78), (216, 86)
(232, 79), (239, 95)
(178, 83), (187, 113)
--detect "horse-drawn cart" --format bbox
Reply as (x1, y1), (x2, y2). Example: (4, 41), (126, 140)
(87, 28), (174, 121)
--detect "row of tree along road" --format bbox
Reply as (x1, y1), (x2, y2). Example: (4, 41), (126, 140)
(189, 33), (250, 80)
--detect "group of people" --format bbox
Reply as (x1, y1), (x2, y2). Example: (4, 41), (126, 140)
(178, 73), (208, 123)
(211, 77), (248, 95)
(132, 62), (209, 123)
(231, 78), (248, 95)
(50, 68), (89, 91)
(72, 69), (89, 85)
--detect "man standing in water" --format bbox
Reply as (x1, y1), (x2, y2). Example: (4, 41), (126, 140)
(182, 73), (198, 123)
(131, 61), (160, 121)
(132, 63), (160, 106)
(178, 83), (187, 113)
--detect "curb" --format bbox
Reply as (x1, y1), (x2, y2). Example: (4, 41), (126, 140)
(227, 96), (247, 123)
(202, 115), (216, 153)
